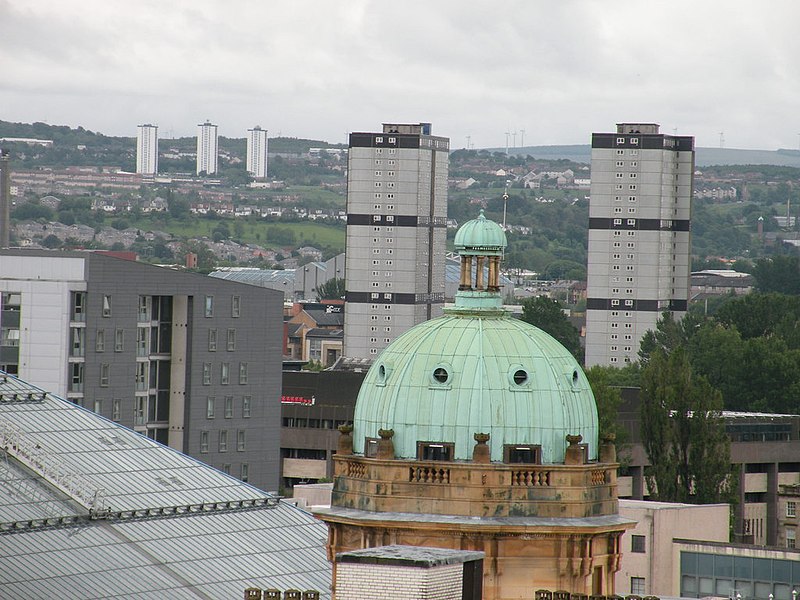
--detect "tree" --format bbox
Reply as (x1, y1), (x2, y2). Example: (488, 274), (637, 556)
(520, 296), (582, 361)
(585, 366), (629, 449)
(316, 277), (345, 301)
(638, 311), (704, 364)
(753, 255), (800, 295)
(41, 234), (62, 248)
(640, 348), (735, 504)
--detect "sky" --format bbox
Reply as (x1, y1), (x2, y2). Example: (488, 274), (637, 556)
(1, 1), (799, 151)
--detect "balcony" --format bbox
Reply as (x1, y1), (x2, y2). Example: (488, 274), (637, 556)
(331, 455), (619, 519)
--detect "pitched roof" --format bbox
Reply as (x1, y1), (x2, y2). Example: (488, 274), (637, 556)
(0, 374), (331, 599)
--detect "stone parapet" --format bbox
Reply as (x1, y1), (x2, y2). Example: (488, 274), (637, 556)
(331, 455), (619, 518)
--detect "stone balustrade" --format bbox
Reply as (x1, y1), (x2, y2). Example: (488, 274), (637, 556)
(331, 455), (619, 519)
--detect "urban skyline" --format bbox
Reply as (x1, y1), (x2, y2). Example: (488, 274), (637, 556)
(1, 2), (799, 151)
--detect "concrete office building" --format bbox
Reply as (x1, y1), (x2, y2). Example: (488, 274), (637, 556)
(247, 125), (269, 179)
(0, 249), (283, 490)
(343, 122), (449, 360)
(135, 123), (158, 175)
(197, 120), (218, 175)
(585, 123), (694, 367)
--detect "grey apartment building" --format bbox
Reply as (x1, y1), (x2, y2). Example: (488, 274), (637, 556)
(0, 249), (282, 490)
(585, 123), (694, 367)
(343, 122), (449, 359)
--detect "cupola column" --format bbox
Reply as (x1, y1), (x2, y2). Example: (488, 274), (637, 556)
(460, 255), (473, 290)
(488, 256), (500, 292)
(475, 256), (485, 290)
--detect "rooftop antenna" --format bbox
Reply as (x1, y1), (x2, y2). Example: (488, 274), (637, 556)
(505, 132), (510, 156)
(466, 135), (471, 150)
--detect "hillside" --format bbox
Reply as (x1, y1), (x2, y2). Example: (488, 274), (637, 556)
(498, 145), (800, 168)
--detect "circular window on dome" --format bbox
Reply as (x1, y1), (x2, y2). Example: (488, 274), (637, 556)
(507, 364), (531, 389)
(429, 363), (452, 387)
(570, 369), (580, 389)
(375, 363), (391, 387)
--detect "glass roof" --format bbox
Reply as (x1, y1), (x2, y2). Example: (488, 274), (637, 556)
(0, 374), (331, 599)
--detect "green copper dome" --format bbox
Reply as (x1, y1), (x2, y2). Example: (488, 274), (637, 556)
(352, 212), (598, 464)
(453, 209), (507, 255)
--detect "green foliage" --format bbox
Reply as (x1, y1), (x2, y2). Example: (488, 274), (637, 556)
(316, 277), (345, 301)
(266, 226), (297, 246)
(520, 296), (582, 362)
(41, 234), (62, 248)
(585, 366), (629, 450)
(637, 311), (704, 364)
(752, 255), (800, 294)
(640, 348), (735, 504)
(11, 202), (53, 221)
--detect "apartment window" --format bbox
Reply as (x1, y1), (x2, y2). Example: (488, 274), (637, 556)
(93, 399), (102, 414)
(227, 329), (236, 351)
(204, 295), (214, 317)
(137, 328), (149, 357)
(112, 398), (121, 421)
(219, 430), (228, 452)
(610, 357), (618, 363)
(240, 463), (249, 482)
(631, 577), (645, 595)
(224, 395), (233, 418)
(616, 137), (625, 144)
(200, 431), (209, 453)
(616, 161), (624, 167)
(138, 295), (151, 321)
(114, 329), (124, 352)
(95, 329), (105, 352)
(206, 396), (215, 419)
(102, 295), (112, 317)
(616, 149), (624, 155)
(202, 362), (212, 385)
(99, 363), (110, 387)
(71, 328), (85, 357)
(631, 534), (646, 553)
(237, 430), (246, 451)
(629, 173), (637, 178)
(72, 291), (86, 322)
(615, 173), (624, 179)
(788, 502), (797, 518)
(208, 328), (217, 351)
(221, 363), (230, 385)
(787, 528), (796, 549)
(239, 362), (248, 384)
(630, 137), (639, 145)
(222, 464), (231, 475)
(629, 184), (636, 190)
(136, 362), (147, 391)
(243, 395), (251, 418)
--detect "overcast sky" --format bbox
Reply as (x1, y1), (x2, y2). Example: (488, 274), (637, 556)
(1, 1), (799, 150)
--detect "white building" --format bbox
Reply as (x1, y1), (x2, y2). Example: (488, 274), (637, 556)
(135, 124), (158, 175)
(585, 123), (694, 367)
(196, 121), (218, 175)
(343, 122), (449, 360)
(246, 125), (269, 179)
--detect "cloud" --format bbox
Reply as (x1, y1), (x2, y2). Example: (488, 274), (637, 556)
(1, 0), (799, 149)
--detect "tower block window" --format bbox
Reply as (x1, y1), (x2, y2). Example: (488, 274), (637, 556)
(417, 441), (454, 462)
(504, 444), (542, 464)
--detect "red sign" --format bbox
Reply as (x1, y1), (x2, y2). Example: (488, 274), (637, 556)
(281, 395), (315, 405)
